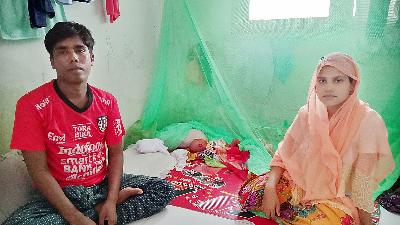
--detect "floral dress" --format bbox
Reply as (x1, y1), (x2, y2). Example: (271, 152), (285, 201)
(239, 173), (355, 225)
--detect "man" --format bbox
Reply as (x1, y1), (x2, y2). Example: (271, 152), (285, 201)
(4, 22), (174, 225)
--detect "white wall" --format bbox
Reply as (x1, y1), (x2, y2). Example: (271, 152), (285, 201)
(0, 0), (163, 154)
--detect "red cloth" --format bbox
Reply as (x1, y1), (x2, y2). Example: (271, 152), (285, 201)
(10, 80), (125, 187)
(226, 146), (250, 165)
(106, 0), (120, 23)
(223, 139), (250, 180)
(166, 160), (277, 225)
(221, 162), (248, 181)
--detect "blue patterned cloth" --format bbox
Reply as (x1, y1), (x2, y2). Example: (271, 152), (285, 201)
(28, 0), (55, 28)
(378, 177), (400, 215)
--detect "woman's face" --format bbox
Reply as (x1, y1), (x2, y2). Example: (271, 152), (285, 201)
(315, 66), (355, 113)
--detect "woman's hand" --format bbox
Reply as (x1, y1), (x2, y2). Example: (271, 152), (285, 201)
(262, 166), (283, 219)
(262, 185), (281, 219)
(358, 208), (373, 225)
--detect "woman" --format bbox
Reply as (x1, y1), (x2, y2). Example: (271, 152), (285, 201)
(239, 52), (394, 225)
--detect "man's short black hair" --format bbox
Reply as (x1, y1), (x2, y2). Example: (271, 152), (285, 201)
(44, 22), (95, 57)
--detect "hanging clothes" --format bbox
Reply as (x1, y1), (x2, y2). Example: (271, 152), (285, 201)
(28, 0), (56, 28)
(56, 0), (72, 5)
(0, 0), (66, 40)
(73, 0), (92, 2)
(106, 0), (120, 23)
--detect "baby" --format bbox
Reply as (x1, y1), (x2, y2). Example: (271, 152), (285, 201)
(178, 129), (208, 153)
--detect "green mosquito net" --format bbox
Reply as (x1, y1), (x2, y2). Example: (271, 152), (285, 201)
(125, 0), (400, 198)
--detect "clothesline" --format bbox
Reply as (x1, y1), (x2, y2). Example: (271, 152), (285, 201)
(0, 0), (120, 40)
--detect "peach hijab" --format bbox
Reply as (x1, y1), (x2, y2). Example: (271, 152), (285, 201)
(270, 52), (394, 205)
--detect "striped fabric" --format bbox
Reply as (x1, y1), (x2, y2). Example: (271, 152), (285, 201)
(196, 195), (235, 211)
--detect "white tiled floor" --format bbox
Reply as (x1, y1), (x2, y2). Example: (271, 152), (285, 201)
(379, 206), (400, 225)
(128, 206), (253, 225)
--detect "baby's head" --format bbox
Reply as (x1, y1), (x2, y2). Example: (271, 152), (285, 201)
(314, 52), (359, 113)
(179, 129), (208, 152)
(188, 138), (208, 153)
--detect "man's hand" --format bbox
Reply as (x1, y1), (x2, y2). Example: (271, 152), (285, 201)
(100, 142), (123, 225)
(98, 200), (117, 225)
(262, 185), (281, 219)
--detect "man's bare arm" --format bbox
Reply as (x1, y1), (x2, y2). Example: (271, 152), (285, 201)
(97, 142), (123, 225)
(21, 150), (95, 225)
(105, 142), (124, 203)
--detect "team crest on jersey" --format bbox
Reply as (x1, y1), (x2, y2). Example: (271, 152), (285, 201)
(97, 116), (108, 132)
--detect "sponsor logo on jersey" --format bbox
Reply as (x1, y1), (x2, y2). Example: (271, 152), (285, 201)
(99, 97), (111, 106)
(35, 96), (50, 110)
(97, 116), (108, 132)
(114, 119), (123, 136)
(58, 141), (106, 181)
(48, 131), (66, 144)
(72, 123), (93, 140)
(57, 141), (104, 156)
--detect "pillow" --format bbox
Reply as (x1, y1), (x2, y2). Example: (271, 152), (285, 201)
(0, 151), (33, 224)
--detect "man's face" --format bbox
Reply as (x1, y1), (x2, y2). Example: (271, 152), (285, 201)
(50, 36), (94, 85)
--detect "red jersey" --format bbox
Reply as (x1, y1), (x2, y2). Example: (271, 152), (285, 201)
(10, 80), (125, 187)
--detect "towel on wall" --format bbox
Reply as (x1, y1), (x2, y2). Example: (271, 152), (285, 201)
(0, 0), (67, 40)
